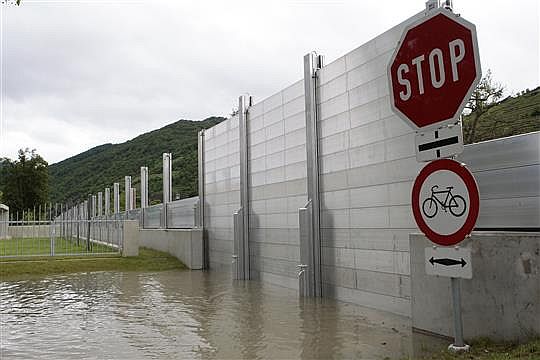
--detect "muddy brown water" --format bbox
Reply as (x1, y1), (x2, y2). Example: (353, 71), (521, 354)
(0, 270), (439, 359)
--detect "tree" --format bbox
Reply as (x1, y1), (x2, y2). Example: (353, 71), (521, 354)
(0, 149), (49, 215)
(462, 70), (504, 144)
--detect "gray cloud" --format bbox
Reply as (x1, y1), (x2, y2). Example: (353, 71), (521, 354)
(1, 0), (538, 163)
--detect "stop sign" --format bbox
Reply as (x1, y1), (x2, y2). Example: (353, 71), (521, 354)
(388, 9), (481, 130)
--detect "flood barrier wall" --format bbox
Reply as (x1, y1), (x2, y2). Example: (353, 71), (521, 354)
(200, 8), (540, 317)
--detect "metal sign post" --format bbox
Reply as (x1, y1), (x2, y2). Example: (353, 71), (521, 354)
(449, 277), (469, 351)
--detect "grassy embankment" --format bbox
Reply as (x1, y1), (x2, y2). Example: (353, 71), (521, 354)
(412, 337), (540, 360)
(0, 247), (186, 279)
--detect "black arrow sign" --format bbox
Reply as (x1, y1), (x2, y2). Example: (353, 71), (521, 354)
(429, 257), (467, 267)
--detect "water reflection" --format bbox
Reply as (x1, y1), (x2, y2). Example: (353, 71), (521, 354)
(1, 270), (423, 359)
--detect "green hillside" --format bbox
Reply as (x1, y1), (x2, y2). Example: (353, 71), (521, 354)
(463, 86), (540, 144)
(49, 117), (225, 206)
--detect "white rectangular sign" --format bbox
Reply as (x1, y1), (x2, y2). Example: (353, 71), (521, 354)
(425, 246), (472, 279)
(415, 123), (464, 162)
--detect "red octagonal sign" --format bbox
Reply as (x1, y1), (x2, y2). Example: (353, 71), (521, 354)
(388, 9), (481, 130)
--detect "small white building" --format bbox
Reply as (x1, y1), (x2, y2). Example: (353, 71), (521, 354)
(0, 204), (9, 239)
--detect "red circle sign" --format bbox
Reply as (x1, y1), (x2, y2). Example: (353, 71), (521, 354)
(388, 9), (481, 130)
(411, 159), (479, 246)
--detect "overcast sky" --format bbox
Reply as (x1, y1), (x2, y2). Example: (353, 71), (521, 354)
(0, 0), (538, 164)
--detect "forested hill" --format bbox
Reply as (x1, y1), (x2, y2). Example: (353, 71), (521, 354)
(462, 86), (540, 143)
(49, 117), (225, 206)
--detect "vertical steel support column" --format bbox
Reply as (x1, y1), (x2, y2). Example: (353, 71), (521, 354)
(130, 188), (136, 210)
(237, 94), (251, 280)
(113, 183), (120, 214)
(197, 130), (208, 268)
(140, 166), (148, 229)
(302, 52), (324, 297)
(105, 187), (111, 216)
(140, 166), (149, 209)
(125, 176), (132, 213)
(92, 195), (97, 219)
(97, 192), (103, 217)
(162, 153), (172, 228)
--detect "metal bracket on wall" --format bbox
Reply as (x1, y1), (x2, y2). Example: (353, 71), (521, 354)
(298, 202), (314, 297)
(302, 52), (324, 297)
(233, 208), (248, 280)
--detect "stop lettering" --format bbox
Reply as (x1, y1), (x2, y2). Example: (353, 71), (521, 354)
(396, 38), (466, 101)
(388, 9), (481, 130)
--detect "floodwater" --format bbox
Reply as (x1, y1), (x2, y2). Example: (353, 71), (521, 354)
(0, 270), (435, 359)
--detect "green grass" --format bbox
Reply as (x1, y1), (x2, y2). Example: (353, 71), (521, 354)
(0, 247), (186, 280)
(412, 337), (540, 360)
(0, 237), (116, 257)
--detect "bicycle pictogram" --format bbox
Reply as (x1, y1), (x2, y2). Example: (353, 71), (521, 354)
(422, 185), (467, 219)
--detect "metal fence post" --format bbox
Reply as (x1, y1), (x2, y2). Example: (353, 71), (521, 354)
(86, 196), (92, 251)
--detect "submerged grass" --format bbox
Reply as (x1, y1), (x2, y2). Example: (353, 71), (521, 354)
(0, 247), (186, 280)
(412, 337), (540, 360)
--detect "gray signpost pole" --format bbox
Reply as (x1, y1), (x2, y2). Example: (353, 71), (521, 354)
(449, 276), (469, 351)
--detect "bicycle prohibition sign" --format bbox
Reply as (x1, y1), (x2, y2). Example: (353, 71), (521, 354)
(422, 185), (466, 218)
(411, 159), (480, 247)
